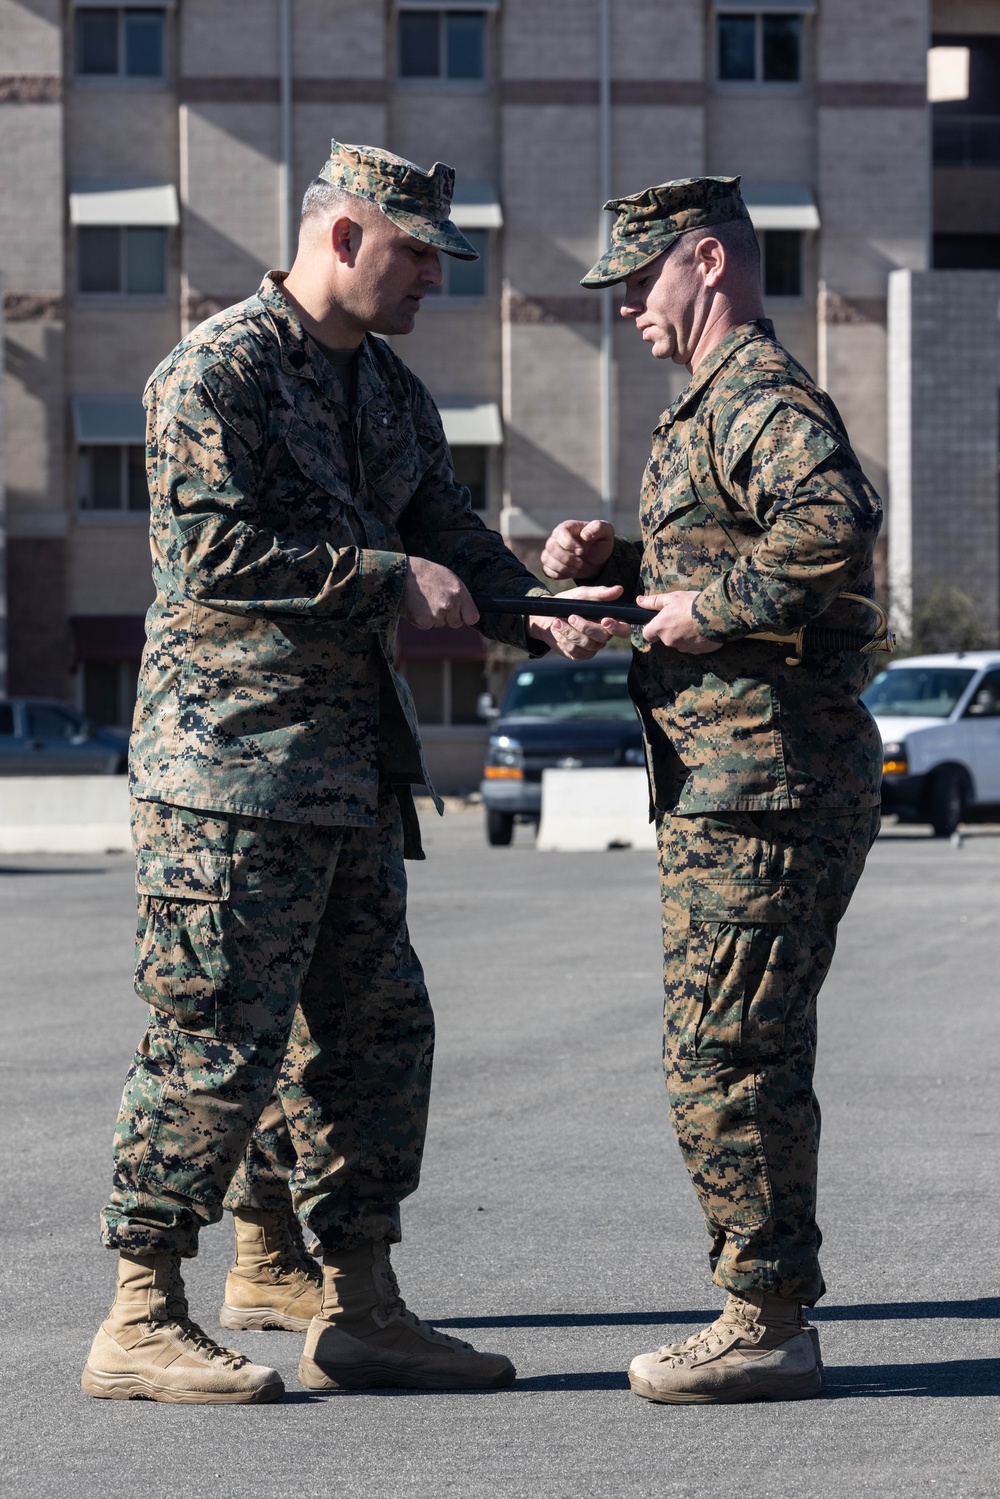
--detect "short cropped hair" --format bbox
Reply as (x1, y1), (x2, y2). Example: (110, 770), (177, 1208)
(675, 217), (761, 282)
(300, 177), (359, 226)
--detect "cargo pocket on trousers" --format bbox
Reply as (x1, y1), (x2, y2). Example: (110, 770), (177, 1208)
(134, 849), (240, 1039)
(685, 878), (811, 1064)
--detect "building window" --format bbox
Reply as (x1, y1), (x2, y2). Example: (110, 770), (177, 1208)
(75, 7), (165, 78)
(931, 34), (1000, 167)
(762, 230), (803, 297)
(398, 9), (486, 81)
(77, 226), (166, 295)
(933, 234), (1000, 269)
(79, 445), (149, 511)
(83, 660), (140, 729)
(717, 13), (801, 84)
(452, 446), (488, 510)
(426, 230), (488, 299)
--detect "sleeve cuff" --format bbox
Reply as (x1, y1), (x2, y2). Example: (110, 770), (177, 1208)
(350, 549), (409, 633)
(690, 575), (748, 643)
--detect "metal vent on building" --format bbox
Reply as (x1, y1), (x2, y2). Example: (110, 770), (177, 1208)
(450, 183), (503, 230)
(438, 400), (503, 447)
(71, 397), (146, 445)
(741, 182), (820, 232)
(69, 180), (180, 227)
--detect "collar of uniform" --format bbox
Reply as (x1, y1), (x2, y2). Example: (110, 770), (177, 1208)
(256, 271), (387, 408)
(658, 318), (776, 428)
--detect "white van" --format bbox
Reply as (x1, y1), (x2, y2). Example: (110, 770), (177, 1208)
(862, 651), (1000, 835)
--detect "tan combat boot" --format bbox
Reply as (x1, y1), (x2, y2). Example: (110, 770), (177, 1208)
(219, 1207), (323, 1332)
(81, 1251), (284, 1404)
(628, 1292), (822, 1405)
(298, 1242), (515, 1392)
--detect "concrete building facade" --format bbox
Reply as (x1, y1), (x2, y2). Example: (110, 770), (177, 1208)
(1, 0), (935, 726)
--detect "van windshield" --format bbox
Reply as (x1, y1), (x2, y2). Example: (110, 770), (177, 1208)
(862, 666), (976, 719)
(501, 662), (636, 722)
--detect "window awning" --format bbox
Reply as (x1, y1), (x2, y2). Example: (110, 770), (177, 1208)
(69, 180), (180, 227)
(742, 182), (820, 232)
(398, 1), (498, 10)
(71, 616), (147, 662)
(451, 183), (503, 230)
(715, 1), (814, 10)
(74, 0), (175, 8)
(72, 397), (146, 445)
(396, 621), (488, 662)
(439, 400), (503, 447)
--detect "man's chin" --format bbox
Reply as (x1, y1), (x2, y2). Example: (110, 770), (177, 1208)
(369, 310), (418, 337)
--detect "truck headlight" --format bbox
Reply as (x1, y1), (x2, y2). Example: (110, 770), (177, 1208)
(484, 735), (524, 780)
(881, 740), (908, 775)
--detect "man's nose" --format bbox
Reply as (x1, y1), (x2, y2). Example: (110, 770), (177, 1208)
(619, 299), (640, 319)
(422, 254), (443, 287)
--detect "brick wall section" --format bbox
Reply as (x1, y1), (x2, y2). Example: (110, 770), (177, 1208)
(889, 270), (1000, 630)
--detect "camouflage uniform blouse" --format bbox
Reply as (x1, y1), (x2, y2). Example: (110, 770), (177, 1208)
(598, 320), (883, 814)
(131, 273), (545, 827)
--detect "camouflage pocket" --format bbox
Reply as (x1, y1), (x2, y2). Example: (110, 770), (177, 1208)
(685, 879), (811, 1064)
(134, 849), (241, 1039)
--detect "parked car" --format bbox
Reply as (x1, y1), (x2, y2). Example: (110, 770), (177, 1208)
(0, 699), (129, 774)
(479, 655), (644, 845)
(862, 651), (1000, 835)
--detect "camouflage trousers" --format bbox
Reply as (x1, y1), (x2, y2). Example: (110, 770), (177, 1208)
(657, 806), (879, 1306)
(101, 788), (434, 1258)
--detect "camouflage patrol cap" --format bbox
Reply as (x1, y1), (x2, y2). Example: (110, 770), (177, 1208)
(319, 138), (479, 260)
(581, 175), (750, 288)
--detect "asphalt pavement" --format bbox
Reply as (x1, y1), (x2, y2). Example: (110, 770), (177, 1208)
(1, 810), (998, 1498)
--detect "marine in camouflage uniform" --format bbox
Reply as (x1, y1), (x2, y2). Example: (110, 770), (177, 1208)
(548, 176), (883, 1403)
(85, 140), (620, 1405)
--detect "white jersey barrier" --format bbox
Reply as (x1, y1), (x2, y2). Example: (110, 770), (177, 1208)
(536, 767), (656, 852)
(0, 776), (130, 853)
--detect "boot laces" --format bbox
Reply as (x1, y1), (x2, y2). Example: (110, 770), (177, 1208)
(158, 1261), (248, 1367)
(271, 1211), (322, 1285)
(173, 1316), (249, 1369)
(376, 1258), (474, 1351)
(656, 1299), (758, 1365)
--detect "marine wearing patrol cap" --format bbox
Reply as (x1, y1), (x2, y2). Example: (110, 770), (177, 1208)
(581, 175), (751, 288)
(319, 137), (479, 261)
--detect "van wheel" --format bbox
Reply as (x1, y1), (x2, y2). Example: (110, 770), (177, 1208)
(928, 767), (965, 837)
(486, 810), (515, 846)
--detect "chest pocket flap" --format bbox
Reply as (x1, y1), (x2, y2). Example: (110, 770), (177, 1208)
(285, 431), (350, 499)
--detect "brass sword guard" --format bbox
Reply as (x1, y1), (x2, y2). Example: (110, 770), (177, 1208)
(746, 593), (895, 668)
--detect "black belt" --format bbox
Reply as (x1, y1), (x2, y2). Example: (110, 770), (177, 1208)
(471, 594), (895, 668)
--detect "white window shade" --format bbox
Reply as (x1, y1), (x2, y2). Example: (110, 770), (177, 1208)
(73, 1), (175, 8)
(70, 180), (179, 227)
(451, 183), (503, 230)
(398, 1), (498, 9)
(928, 47), (970, 103)
(715, 1), (813, 9)
(742, 182), (819, 232)
(72, 396), (146, 444)
(439, 401), (503, 446)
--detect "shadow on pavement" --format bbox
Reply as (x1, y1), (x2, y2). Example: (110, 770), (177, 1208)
(824, 1360), (1000, 1398)
(436, 1298), (1000, 1331)
(0, 865), (108, 876)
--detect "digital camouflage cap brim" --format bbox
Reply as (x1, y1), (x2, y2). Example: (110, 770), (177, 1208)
(319, 138), (479, 261)
(581, 175), (751, 288)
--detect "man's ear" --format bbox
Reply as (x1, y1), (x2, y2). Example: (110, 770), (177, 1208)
(331, 214), (361, 266)
(697, 235), (726, 288)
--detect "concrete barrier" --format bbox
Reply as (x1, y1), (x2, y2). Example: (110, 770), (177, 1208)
(0, 776), (130, 853)
(536, 767), (656, 852)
